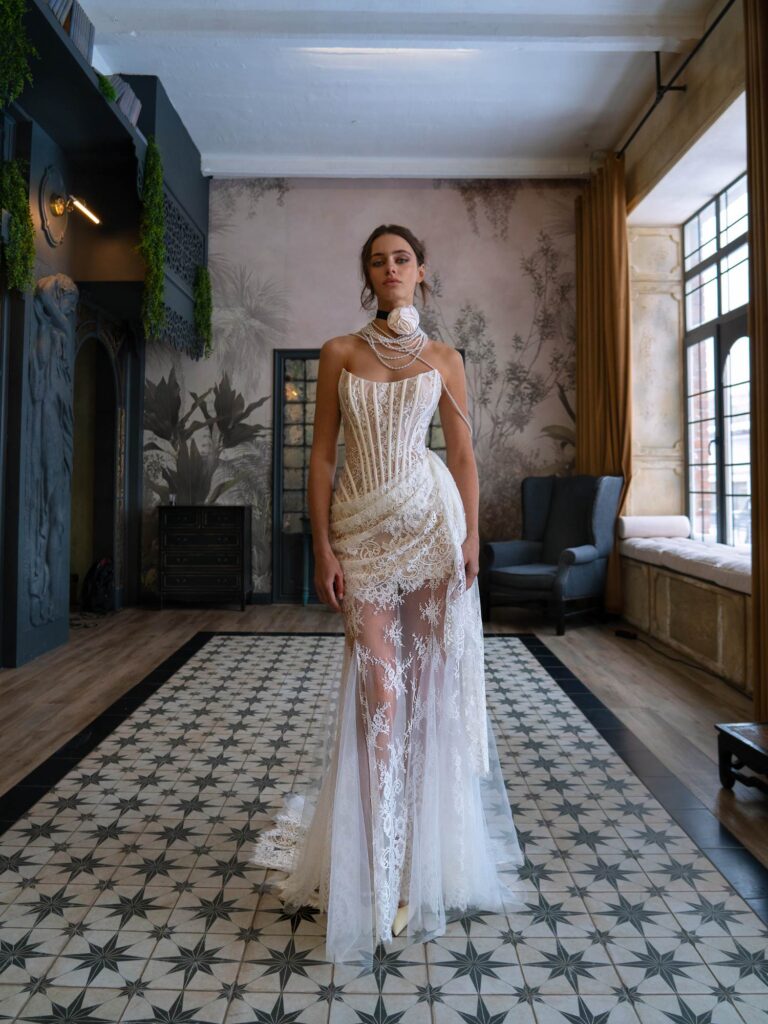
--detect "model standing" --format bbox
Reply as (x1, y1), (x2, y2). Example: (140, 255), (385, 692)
(253, 224), (525, 962)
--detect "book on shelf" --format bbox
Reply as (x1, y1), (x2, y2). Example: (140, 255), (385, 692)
(67, 0), (95, 63)
(47, 0), (74, 24)
(107, 75), (143, 126)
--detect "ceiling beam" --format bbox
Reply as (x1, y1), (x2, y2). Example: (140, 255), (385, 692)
(90, 11), (703, 53)
(201, 152), (592, 178)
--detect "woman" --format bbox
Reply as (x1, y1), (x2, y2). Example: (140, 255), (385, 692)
(253, 224), (525, 962)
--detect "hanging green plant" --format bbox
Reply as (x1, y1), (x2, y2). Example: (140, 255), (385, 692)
(0, 0), (38, 109)
(194, 264), (213, 358)
(97, 72), (117, 103)
(139, 135), (166, 340)
(0, 158), (35, 292)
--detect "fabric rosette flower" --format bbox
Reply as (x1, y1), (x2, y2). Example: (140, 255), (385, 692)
(387, 305), (420, 336)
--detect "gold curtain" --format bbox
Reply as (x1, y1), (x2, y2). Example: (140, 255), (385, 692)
(745, 0), (768, 718)
(574, 153), (632, 614)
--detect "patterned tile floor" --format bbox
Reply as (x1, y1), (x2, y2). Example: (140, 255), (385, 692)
(1, 632), (768, 1023)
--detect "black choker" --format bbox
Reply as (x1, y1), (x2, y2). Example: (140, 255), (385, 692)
(375, 308), (391, 320)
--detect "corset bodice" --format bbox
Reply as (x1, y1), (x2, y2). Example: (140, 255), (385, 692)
(334, 366), (442, 501)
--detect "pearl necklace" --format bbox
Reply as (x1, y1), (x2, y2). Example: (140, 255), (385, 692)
(355, 305), (428, 370)
(353, 304), (474, 435)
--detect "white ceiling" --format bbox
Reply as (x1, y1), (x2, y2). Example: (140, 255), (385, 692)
(85, 0), (721, 179)
(628, 91), (746, 225)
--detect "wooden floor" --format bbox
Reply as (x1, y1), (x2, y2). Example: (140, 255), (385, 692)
(2, 603), (767, 866)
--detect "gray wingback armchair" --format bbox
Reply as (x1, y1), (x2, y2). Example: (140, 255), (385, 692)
(481, 474), (624, 635)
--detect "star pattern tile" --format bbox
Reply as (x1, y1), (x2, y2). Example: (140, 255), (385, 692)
(0, 632), (766, 1024)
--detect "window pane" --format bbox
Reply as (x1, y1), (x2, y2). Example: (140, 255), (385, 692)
(685, 265), (718, 328)
(724, 335), (750, 387)
(686, 336), (716, 395)
(689, 461), (716, 492)
(683, 218), (699, 260)
(687, 389), (715, 422)
(683, 200), (717, 270)
(690, 490), (718, 544)
(719, 174), (748, 247)
(724, 408), (749, 460)
(720, 244), (749, 315)
(688, 417), (717, 466)
(723, 336), (751, 546)
(725, 493), (751, 546)
(724, 380), (749, 417)
(283, 489), (304, 513)
(284, 444), (305, 468)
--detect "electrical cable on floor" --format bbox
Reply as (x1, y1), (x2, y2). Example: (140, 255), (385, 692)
(613, 626), (733, 680)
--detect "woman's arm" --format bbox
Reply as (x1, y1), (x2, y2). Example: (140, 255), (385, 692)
(308, 339), (346, 611)
(439, 348), (479, 590)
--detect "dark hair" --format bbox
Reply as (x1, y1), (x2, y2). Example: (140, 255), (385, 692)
(359, 224), (433, 310)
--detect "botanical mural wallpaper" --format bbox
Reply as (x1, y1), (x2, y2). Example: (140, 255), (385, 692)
(142, 177), (580, 599)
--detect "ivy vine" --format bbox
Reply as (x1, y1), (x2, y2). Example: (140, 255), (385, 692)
(97, 72), (117, 103)
(139, 135), (166, 340)
(0, 159), (35, 292)
(194, 265), (213, 357)
(0, 0), (37, 109)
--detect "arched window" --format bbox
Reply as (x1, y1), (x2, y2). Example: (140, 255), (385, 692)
(683, 173), (750, 546)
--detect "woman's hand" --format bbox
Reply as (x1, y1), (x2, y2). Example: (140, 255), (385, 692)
(314, 547), (345, 612)
(462, 533), (480, 591)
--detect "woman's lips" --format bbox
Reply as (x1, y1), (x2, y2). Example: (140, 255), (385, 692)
(385, 281), (400, 285)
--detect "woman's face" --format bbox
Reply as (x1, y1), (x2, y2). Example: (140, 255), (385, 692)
(367, 234), (425, 309)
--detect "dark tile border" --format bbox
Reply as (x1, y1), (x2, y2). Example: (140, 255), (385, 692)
(2, 628), (767, 928)
(514, 632), (768, 924)
(0, 632), (342, 836)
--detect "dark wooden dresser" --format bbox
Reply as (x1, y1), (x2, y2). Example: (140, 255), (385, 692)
(158, 505), (252, 609)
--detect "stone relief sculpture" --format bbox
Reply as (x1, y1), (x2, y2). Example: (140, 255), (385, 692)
(27, 273), (79, 626)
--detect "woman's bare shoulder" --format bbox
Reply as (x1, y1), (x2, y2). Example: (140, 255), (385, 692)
(320, 334), (360, 359)
(425, 338), (463, 375)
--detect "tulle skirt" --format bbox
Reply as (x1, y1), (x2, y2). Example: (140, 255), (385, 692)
(253, 449), (526, 962)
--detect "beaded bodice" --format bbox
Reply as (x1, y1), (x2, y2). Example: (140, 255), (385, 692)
(334, 366), (441, 501)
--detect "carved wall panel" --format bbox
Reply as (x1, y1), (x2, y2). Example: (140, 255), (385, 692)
(26, 274), (79, 627)
(164, 189), (204, 295)
(160, 304), (202, 359)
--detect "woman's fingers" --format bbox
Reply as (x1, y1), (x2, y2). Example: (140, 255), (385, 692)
(465, 558), (478, 590)
(314, 570), (344, 612)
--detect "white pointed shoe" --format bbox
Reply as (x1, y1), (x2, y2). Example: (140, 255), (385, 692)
(392, 903), (409, 937)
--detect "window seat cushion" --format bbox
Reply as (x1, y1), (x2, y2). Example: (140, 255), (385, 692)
(618, 536), (751, 595)
(617, 514), (691, 539)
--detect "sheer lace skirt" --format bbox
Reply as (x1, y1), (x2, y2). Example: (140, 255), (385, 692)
(252, 449), (526, 962)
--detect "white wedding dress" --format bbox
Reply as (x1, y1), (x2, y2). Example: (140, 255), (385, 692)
(253, 365), (526, 962)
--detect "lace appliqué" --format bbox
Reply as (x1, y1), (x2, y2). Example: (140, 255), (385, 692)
(251, 368), (525, 963)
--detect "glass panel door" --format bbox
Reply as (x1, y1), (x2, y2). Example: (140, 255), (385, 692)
(272, 351), (345, 603)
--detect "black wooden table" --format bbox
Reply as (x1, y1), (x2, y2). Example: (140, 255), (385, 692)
(716, 722), (768, 794)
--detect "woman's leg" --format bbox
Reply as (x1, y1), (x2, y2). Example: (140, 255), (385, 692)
(349, 596), (409, 923)
(394, 578), (450, 910)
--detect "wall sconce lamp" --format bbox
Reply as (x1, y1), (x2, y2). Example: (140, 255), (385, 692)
(50, 193), (101, 225)
(39, 164), (101, 246)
